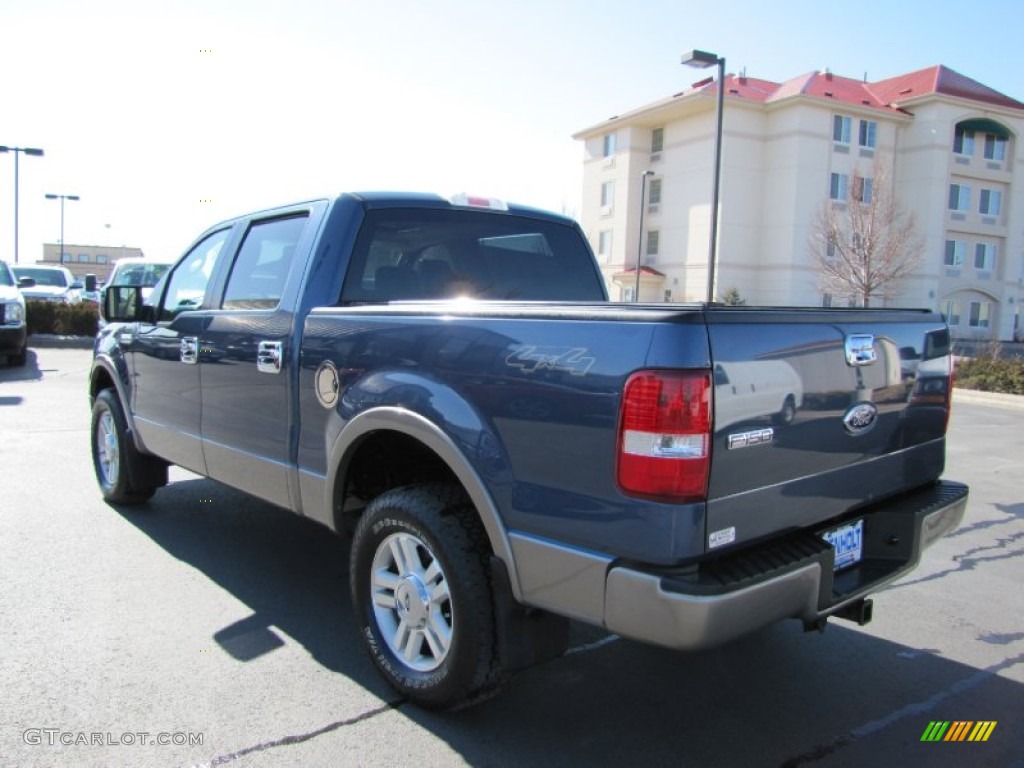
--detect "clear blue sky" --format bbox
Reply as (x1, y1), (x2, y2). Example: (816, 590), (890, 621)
(2, 0), (1021, 263)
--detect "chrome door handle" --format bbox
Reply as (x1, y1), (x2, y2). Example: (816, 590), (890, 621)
(257, 341), (283, 374)
(180, 337), (199, 365)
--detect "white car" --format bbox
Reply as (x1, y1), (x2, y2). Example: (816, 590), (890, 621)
(12, 265), (82, 304)
(1, 260), (29, 365)
(105, 258), (172, 298)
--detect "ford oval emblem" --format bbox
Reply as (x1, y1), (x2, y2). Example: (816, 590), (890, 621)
(843, 402), (878, 435)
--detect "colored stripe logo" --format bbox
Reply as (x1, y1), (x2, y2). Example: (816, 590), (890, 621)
(921, 721), (997, 742)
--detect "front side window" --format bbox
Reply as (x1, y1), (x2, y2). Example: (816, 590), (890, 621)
(953, 127), (975, 155)
(944, 240), (966, 267)
(858, 120), (877, 149)
(830, 172), (849, 200)
(158, 229), (230, 321)
(948, 184), (971, 211)
(979, 189), (1002, 216)
(221, 215), (308, 310)
(833, 115), (852, 144)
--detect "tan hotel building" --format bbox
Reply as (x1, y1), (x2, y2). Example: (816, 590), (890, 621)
(574, 65), (1024, 341)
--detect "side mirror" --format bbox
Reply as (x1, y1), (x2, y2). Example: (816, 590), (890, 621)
(102, 285), (147, 323)
(18, 277), (37, 289)
(85, 274), (98, 292)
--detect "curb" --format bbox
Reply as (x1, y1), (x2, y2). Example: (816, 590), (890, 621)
(952, 387), (1024, 411)
(28, 334), (95, 350)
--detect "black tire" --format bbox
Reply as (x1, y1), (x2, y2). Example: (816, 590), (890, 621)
(774, 395), (797, 426)
(9, 348), (27, 367)
(90, 389), (157, 505)
(350, 483), (503, 709)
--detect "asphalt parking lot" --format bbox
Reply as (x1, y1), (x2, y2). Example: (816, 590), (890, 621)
(2, 347), (1022, 768)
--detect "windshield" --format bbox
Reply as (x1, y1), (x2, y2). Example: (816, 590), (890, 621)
(13, 267), (68, 287)
(109, 262), (171, 287)
(0, 263), (13, 287)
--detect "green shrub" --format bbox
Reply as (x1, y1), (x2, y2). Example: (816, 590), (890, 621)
(955, 355), (1024, 396)
(26, 300), (99, 337)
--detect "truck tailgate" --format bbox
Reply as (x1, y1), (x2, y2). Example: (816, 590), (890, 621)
(703, 308), (952, 552)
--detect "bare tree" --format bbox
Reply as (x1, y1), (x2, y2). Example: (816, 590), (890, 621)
(808, 160), (923, 307)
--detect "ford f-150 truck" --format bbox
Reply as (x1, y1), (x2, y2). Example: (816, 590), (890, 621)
(90, 192), (968, 709)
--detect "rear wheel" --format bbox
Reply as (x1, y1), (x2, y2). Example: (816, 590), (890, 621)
(91, 389), (157, 505)
(350, 483), (502, 709)
(9, 348), (27, 367)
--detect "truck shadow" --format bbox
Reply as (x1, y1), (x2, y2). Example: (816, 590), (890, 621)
(116, 476), (1024, 768)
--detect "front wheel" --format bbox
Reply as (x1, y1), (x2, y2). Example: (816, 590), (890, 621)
(90, 389), (156, 505)
(350, 483), (502, 709)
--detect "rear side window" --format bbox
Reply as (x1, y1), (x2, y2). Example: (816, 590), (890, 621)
(340, 209), (603, 303)
(222, 214), (308, 310)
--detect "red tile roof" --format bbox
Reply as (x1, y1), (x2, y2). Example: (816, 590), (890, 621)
(614, 266), (666, 277)
(683, 65), (1022, 114)
(869, 65), (1024, 110)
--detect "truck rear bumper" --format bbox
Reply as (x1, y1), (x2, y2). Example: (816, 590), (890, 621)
(604, 480), (969, 650)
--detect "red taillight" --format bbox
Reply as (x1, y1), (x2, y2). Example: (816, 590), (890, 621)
(617, 370), (712, 503)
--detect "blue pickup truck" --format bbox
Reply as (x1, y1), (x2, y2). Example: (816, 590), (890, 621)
(90, 192), (968, 709)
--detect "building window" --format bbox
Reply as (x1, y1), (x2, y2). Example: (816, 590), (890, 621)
(943, 300), (962, 326)
(852, 176), (873, 204)
(77, 254), (90, 263)
(953, 127), (975, 155)
(944, 240), (966, 267)
(622, 285), (636, 302)
(600, 181), (614, 210)
(663, 289), (672, 302)
(648, 178), (662, 206)
(96, 254), (108, 264)
(645, 230), (660, 259)
(984, 133), (1007, 161)
(974, 243), (997, 271)
(822, 293), (833, 308)
(597, 230), (612, 258)
(602, 132), (617, 157)
(948, 184), (971, 212)
(968, 301), (991, 328)
(651, 127), (664, 154)
(979, 189), (1002, 216)
(858, 120), (877, 149)
(830, 172), (849, 200)
(832, 115), (852, 144)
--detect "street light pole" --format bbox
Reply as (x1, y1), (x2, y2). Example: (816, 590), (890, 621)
(681, 50), (725, 303)
(0, 145), (45, 264)
(45, 194), (80, 268)
(635, 170), (655, 302)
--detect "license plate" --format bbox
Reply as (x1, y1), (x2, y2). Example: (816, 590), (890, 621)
(822, 519), (864, 571)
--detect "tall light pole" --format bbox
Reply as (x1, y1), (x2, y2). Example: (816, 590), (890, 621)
(681, 49), (725, 303)
(45, 194), (80, 267)
(0, 145), (45, 264)
(635, 170), (655, 302)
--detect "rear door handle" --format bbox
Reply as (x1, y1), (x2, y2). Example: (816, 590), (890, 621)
(180, 337), (198, 365)
(257, 341), (283, 374)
